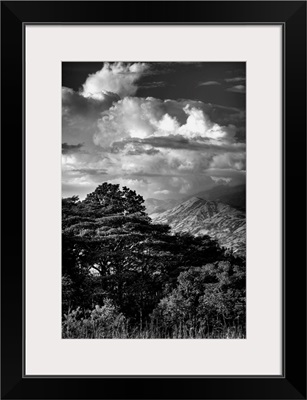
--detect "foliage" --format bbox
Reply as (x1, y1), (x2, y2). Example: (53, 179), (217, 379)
(62, 183), (246, 338)
(82, 182), (146, 217)
(151, 262), (245, 337)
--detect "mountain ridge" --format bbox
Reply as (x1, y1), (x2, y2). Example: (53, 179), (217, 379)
(144, 183), (246, 214)
(150, 196), (246, 256)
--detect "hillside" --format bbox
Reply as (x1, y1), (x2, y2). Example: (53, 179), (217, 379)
(151, 197), (246, 256)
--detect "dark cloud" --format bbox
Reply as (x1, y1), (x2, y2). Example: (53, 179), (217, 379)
(207, 104), (246, 139)
(234, 126), (246, 142)
(62, 87), (120, 118)
(135, 62), (246, 109)
(112, 135), (245, 153)
(139, 81), (168, 89)
(62, 87), (120, 147)
(62, 142), (84, 154)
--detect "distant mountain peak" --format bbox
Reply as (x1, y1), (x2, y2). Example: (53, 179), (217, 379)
(151, 196), (246, 257)
(186, 196), (204, 202)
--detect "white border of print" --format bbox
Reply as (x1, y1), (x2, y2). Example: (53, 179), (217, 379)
(25, 25), (282, 376)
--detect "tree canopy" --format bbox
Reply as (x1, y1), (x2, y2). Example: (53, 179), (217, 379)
(62, 183), (246, 338)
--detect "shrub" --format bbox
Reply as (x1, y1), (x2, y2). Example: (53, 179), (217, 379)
(62, 299), (128, 338)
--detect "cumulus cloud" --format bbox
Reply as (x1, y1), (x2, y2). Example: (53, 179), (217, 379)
(62, 63), (246, 200)
(94, 97), (238, 149)
(226, 85), (246, 94)
(81, 62), (149, 98)
(210, 152), (246, 171)
(210, 176), (232, 184)
(62, 86), (120, 146)
(62, 87), (120, 117)
(62, 146), (245, 199)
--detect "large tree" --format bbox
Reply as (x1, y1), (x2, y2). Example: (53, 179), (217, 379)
(82, 182), (146, 216)
(62, 182), (244, 334)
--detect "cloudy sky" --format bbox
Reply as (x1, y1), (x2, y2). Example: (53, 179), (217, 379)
(62, 62), (246, 200)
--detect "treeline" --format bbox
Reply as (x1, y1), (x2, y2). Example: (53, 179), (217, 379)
(62, 183), (246, 338)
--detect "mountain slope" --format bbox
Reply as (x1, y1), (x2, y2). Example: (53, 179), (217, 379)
(151, 197), (245, 256)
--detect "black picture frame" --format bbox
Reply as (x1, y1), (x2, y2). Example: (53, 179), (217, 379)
(1, 1), (306, 399)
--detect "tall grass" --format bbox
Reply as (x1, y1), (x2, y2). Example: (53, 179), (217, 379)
(62, 306), (245, 339)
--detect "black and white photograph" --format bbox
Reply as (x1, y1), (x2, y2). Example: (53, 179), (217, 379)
(62, 62), (246, 339)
